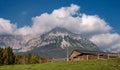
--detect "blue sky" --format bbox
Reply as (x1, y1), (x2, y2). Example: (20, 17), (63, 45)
(0, 0), (120, 52)
(0, 0), (120, 33)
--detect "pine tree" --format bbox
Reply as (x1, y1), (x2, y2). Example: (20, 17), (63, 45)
(6, 47), (15, 64)
(2, 48), (8, 65)
(2, 47), (15, 65)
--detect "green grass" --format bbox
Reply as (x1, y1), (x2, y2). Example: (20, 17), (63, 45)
(0, 58), (120, 70)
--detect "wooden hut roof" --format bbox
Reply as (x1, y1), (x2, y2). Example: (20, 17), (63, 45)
(73, 50), (106, 55)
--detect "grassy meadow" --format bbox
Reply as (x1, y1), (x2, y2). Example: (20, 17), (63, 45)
(0, 58), (120, 70)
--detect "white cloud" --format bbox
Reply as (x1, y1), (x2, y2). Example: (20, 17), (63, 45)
(17, 26), (33, 35)
(79, 14), (111, 34)
(52, 4), (80, 18)
(31, 4), (80, 35)
(32, 4), (112, 36)
(0, 18), (16, 34)
(90, 33), (120, 52)
(0, 4), (119, 52)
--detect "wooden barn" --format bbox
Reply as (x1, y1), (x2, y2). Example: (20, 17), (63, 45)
(69, 50), (120, 60)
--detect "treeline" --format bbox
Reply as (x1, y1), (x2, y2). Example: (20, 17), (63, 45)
(0, 47), (50, 65)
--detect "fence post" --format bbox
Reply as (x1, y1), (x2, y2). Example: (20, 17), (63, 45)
(97, 54), (99, 59)
(86, 55), (89, 60)
(107, 53), (109, 59)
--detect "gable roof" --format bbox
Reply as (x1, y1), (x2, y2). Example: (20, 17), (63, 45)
(73, 50), (106, 55)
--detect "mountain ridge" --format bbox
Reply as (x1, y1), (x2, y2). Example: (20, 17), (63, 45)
(0, 27), (100, 58)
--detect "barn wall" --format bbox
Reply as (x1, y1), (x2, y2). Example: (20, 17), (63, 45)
(69, 51), (81, 60)
(69, 50), (120, 61)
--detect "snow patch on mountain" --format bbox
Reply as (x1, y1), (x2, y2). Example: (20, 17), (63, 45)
(61, 38), (70, 49)
(48, 32), (69, 38)
(40, 41), (56, 47)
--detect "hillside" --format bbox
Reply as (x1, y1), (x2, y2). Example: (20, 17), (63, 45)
(0, 58), (120, 70)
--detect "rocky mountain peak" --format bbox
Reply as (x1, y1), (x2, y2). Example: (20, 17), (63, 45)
(0, 27), (100, 58)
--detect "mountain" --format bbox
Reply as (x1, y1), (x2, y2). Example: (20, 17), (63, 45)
(0, 35), (21, 49)
(22, 27), (100, 58)
(0, 34), (33, 52)
(0, 27), (100, 58)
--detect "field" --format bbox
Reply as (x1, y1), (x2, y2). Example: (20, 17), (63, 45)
(0, 58), (120, 70)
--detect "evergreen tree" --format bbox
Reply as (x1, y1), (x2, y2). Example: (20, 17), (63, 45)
(2, 47), (15, 65)
(6, 47), (15, 64)
(2, 48), (8, 65)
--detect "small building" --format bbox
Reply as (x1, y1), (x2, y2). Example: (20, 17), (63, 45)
(69, 50), (119, 60)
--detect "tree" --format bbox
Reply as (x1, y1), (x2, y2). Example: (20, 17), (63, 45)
(40, 57), (50, 63)
(27, 54), (39, 64)
(15, 55), (27, 64)
(2, 47), (15, 65)
(6, 47), (15, 64)
(0, 47), (50, 65)
(2, 48), (8, 65)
